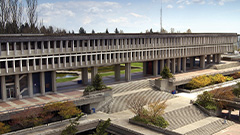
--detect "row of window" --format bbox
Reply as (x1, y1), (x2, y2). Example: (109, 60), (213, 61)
(0, 36), (235, 51)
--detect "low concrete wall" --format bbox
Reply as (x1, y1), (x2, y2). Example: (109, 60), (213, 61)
(155, 79), (176, 93)
(194, 103), (222, 117)
(129, 119), (182, 135)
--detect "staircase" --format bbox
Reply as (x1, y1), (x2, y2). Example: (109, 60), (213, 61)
(162, 105), (235, 135)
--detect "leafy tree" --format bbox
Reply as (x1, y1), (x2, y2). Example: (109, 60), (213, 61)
(44, 101), (81, 119)
(170, 28), (175, 33)
(119, 30), (124, 33)
(114, 28), (119, 34)
(186, 28), (192, 33)
(0, 122), (10, 134)
(105, 28), (109, 34)
(196, 91), (217, 110)
(160, 28), (168, 33)
(233, 82), (240, 98)
(61, 114), (83, 135)
(210, 87), (235, 108)
(91, 118), (111, 135)
(160, 66), (173, 79)
(79, 27), (86, 34)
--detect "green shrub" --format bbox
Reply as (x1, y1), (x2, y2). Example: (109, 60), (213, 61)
(84, 85), (95, 93)
(196, 91), (218, 111)
(233, 82), (240, 98)
(160, 66), (173, 79)
(151, 116), (169, 128)
(84, 74), (107, 93)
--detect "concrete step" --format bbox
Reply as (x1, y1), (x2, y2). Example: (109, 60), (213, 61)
(163, 105), (208, 130)
(184, 118), (235, 135)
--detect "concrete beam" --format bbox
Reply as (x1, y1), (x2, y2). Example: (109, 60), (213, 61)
(15, 74), (21, 99)
(51, 71), (57, 93)
(217, 54), (221, 64)
(207, 55), (211, 64)
(177, 58), (181, 72)
(182, 57), (186, 72)
(166, 59), (170, 69)
(171, 58), (176, 74)
(190, 57), (194, 69)
(153, 60), (158, 76)
(160, 60), (164, 73)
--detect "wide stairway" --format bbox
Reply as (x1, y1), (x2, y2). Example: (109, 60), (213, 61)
(101, 79), (175, 113)
(163, 105), (234, 135)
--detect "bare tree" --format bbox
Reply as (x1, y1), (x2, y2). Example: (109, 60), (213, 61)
(26, 0), (38, 28)
(0, 0), (10, 30)
(9, 0), (23, 25)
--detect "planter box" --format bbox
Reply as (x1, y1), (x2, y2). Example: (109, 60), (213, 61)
(155, 79), (176, 93)
(129, 119), (181, 135)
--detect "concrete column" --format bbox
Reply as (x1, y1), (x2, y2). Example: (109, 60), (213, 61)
(160, 60), (164, 73)
(153, 60), (158, 76)
(182, 57), (187, 72)
(207, 55), (211, 64)
(200, 55), (205, 69)
(212, 54), (217, 63)
(190, 57), (194, 69)
(177, 58), (181, 72)
(1, 76), (6, 101)
(28, 73), (33, 97)
(91, 67), (98, 83)
(166, 59), (170, 69)
(40, 72), (45, 95)
(51, 71), (57, 93)
(228, 108), (232, 119)
(82, 68), (88, 85)
(143, 62), (147, 76)
(171, 58), (176, 74)
(125, 63), (131, 82)
(114, 64), (121, 81)
(217, 54), (221, 64)
(15, 75), (21, 99)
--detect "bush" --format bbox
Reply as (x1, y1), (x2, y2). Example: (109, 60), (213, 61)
(44, 101), (81, 119)
(84, 74), (107, 93)
(196, 91), (217, 111)
(160, 66), (173, 79)
(233, 82), (240, 98)
(231, 72), (240, 79)
(186, 74), (233, 90)
(0, 122), (10, 134)
(128, 96), (168, 128)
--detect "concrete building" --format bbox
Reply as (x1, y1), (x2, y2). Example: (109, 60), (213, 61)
(0, 33), (237, 102)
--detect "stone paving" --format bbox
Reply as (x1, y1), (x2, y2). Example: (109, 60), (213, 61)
(0, 90), (83, 114)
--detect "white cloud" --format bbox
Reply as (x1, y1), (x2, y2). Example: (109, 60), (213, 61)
(130, 13), (143, 18)
(167, 4), (173, 8)
(108, 17), (128, 23)
(217, 0), (235, 6)
(83, 16), (92, 25)
(192, 0), (205, 4)
(178, 5), (185, 8)
(127, 3), (132, 6)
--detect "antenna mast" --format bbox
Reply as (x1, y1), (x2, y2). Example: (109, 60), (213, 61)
(160, 0), (162, 33)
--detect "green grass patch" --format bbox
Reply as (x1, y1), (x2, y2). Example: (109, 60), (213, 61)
(56, 77), (78, 83)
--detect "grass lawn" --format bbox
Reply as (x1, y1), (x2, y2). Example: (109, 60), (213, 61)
(56, 76), (78, 83)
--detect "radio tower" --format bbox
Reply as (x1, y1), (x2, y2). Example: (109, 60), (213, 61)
(160, 0), (162, 33)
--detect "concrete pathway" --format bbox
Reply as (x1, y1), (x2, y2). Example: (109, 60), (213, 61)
(214, 124), (240, 135)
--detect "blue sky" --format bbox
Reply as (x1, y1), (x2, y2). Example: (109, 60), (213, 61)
(35, 0), (240, 33)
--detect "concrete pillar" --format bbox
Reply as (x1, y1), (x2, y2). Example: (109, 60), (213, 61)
(217, 54), (221, 64)
(28, 73), (33, 97)
(190, 57), (194, 69)
(143, 62), (147, 76)
(15, 75), (21, 99)
(177, 58), (181, 72)
(207, 55), (211, 64)
(91, 67), (98, 83)
(125, 63), (131, 82)
(51, 71), (57, 93)
(82, 68), (88, 85)
(114, 64), (121, 81)
(171, 58), (176, 74)
(200, 55), (205, 69)
(1, 76), (6, 101)
(160, 60), (164, 73)
(182, 57), (186, 72)
(40, 72), (45, 95)
(213, 54), (217, 63)
(153, 60), (158, 76)
(228, 108), (232, 119)
(166, 59), (170, 69)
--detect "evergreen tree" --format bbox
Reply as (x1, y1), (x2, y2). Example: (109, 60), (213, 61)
(92, 74), (106, 90)
(150, 28), (153, 33)
(91, 118), (111, 135)
(160, 66), (173, 79)
(79, 27), (86, 34)
(105, 28), (109, 34)
(114, 28), (119, 34)
(92, 29), (95, 34)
